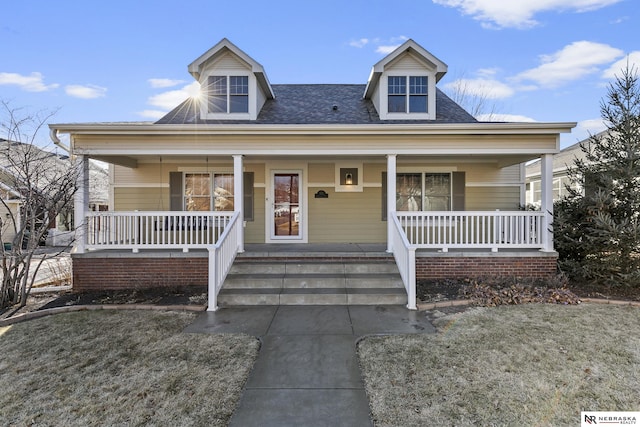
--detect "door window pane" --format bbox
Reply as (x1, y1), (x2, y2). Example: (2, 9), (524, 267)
(274, 173), (300, 236)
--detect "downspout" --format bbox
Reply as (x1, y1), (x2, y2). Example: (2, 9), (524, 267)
(49, 128), (70, 153)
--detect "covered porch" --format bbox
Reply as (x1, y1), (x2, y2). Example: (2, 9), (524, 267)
(70, 150), (558, 310)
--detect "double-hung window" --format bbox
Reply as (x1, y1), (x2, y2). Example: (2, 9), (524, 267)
(387, 76), (428, 113)
(396, 172), (451, 211)
(184, 173), (235, 211)
(207, 75), (249, 114)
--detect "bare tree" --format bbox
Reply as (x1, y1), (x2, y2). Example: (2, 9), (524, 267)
(0, 101), (79, 310)
(444, 73), (502, 121)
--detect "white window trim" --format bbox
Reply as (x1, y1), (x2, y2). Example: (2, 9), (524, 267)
(379, 70), (435, 120)
(200, 70), (256, 120)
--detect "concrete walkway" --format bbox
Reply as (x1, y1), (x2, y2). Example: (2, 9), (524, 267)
(184, 305), (435, 427)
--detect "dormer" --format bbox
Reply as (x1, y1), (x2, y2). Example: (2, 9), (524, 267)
(363, 39), (447, 120)
(188, 38), (275, 121)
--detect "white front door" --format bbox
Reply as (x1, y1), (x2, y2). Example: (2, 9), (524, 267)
(269, 170), (303, 241)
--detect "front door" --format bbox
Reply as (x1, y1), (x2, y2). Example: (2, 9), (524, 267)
(270, 171), (302, 240)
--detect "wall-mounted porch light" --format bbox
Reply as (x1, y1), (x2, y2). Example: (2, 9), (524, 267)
(340, 168), (358, 186)
(345, 172), (353, 185)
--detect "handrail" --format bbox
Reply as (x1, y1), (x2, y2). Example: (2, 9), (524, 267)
(390, 213), (417, 310)
(208, 211), (241, 311)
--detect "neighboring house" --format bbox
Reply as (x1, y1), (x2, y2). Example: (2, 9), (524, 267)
(50, 38), (575, 310)
(525, 131), (606, 206)
(0, 138), (71, 248)
(0, 138), (109, 247)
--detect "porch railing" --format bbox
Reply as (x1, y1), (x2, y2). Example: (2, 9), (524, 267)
(390, 214), (417, 310)
(85, 211), (235, 251)
(392, 210), (545, 310)
(208, 211), (241, 312)
(396, 211), (545, 251)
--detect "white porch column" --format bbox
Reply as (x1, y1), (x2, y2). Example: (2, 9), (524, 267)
(233, 154), (244, 253)
(73, 155), (89, 254)
(387, 154), (397, 253)
(540, 153), (554, 252)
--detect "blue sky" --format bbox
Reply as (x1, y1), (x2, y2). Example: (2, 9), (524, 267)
(1, 0), (638, 148)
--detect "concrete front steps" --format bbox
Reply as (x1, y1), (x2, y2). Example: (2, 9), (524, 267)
(218, 258), (407, 306)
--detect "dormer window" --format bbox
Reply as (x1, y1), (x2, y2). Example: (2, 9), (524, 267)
(388, 76), (428, 113)
(208, 75), (249, 114)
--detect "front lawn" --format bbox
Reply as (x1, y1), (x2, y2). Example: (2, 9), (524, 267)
(0, 310), (259, 426)
(358, 303), (640, 426)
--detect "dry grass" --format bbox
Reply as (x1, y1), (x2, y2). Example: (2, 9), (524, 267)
(358, 304), (640, 426)
(0, 310), (259, 426)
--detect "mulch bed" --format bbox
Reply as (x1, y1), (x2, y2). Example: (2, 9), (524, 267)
(38, 286), (208, 310)
(417, 277), (640, 305)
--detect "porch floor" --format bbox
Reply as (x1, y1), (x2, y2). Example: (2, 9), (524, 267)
(241, 243), (388, 257)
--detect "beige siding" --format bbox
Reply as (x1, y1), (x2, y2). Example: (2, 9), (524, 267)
(308, 187), (386, 243)
(466, 186), (521, 210)
(114, 187), (169, 211)
(363, 163), (385, 184)
(210, 52), (250, 70)
(308, 163), (334, 183)
(387, 53), (429, 71)
(245, 187), (265, 243)
(466, 164), (521, 184)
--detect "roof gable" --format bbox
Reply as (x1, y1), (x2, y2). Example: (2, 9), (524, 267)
(188, 38), (274, 99)
(364, 39), (447, 99)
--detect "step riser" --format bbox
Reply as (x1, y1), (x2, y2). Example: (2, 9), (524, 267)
(230, 262), (400, 275)
(218, 294), (408, 306)
(223, 276), (404, 289)
(221, 259), (406, 306)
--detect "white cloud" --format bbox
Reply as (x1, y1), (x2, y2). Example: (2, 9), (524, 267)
(376, 45), (401, 54)
(602, 51), (640, 79)
(349, 38), (369, 48)
(137, 110), (168, 119)
(515, 41), (624, 88)
(432, 0), (622, 29)
(444, 78), (515, 99)
(148, 78), (186, 88)
(65, 84), (107, 99)
(0, 72), (59, 92)
(477, 113), (536, 122)
(147, 81), (200, 110)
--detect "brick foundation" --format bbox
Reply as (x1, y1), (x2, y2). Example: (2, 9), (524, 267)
(416, 254), (558, 280)
(72, 255), (208, 292)
(71, 250), (558, 292)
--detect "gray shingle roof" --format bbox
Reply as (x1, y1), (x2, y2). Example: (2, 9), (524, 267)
(156, 84), (477, 125)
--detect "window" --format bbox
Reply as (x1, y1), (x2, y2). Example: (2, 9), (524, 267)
(396, 173), (451, 211)
(207, 75), (248, 114)
(388, 76), (427, 113)
(213, 173), (234, 211)
(184, 173), (236, 212)
(184, 173), (211, 211)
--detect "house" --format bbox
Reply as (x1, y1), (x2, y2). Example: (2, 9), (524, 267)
(525, 131), (606, 206)
(50, 39), (575, 310)
(0, 138), (74, 248)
